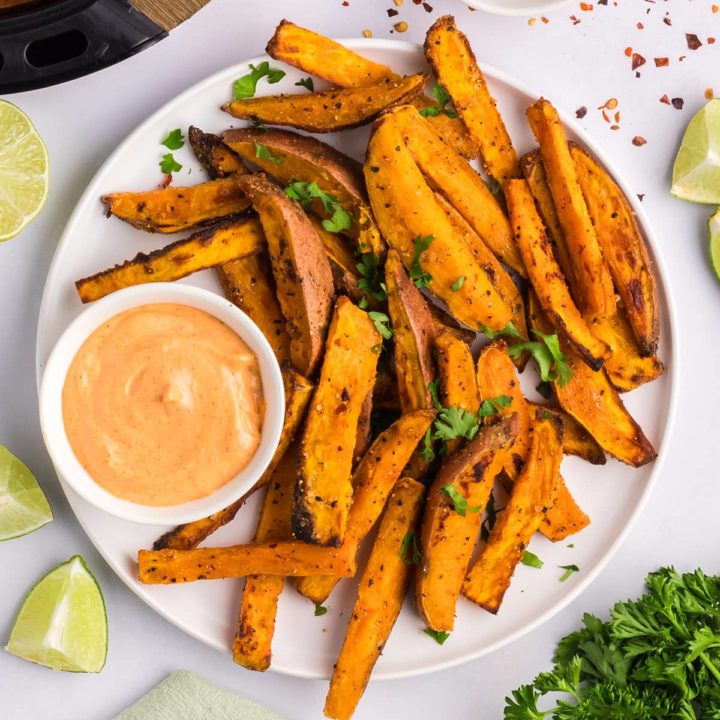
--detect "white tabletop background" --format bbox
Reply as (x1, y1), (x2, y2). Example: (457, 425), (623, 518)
(2, 0), (719, 717)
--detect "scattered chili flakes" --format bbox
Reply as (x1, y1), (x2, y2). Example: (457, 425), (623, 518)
(659, 94), (671, 105)
(686, 33), (703, 50)
(394, 20), (408, 32)
(636, 22), (644, 29)
(706, 88), (715, 100)
(528, 17), (537, 25)
(679, 55), (687, 62)
(541, 15), (549, 23)
(598, 0), (607, 5)
(602, 110), (610, 122)
(713, 4), (719, 13)
(422, 1), (433, 11)
(341, 1), (349, 6)
(631, 52), (646, 70)
(580, 2), (593, 10)
(654, 57), (669, 67)
(598, 98), (619, 110)
(632, 136), (647, 147)
(637, 193), (645, 202)
(362, 28), (373, 38)
(576, 106), (588, 118)
(671, 97), (684, 110)
(610, 125), (620, 131)
(387, 8), (399, 16)
(663, 16), (672, 26)
(614, 111), (620, 122)
(570, 14), (581, 24)
(624, 47), (633, 57)
(412, 0), (421, 4)
(709, 37), (716, 45)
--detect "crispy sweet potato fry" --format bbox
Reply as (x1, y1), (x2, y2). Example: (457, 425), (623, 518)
(238, 173), (335, 377)
(462, 416), (564, 612)
(324, 477), (425, 720)
(540, 480), (591, 542)
(527, 403), (606, 465)
(386, 250), (437, 413)
(527, 99), (616, 317)
(528, 292), (656, 467)
(365, 114), (512, 332)
(505, 179), (610, 370)
(188, 126), (247, 179)
(296, 409), (434, 604)
(585, 312), (663, 392)
(76, 216), (264, 303)
(217, 252), (291, 364)
(294, 297), (380, 546)
(265, 19), (479, 159)
(389, 104), (524, 276)
(233, 447), (296, 671)
(152, 366), (313, 551)
(101, 177), (250, 233)
(416, 414), (518, 631)
(424, 16), (519, 184)
(138, 541), (355, 584)
(571, 143), (659, 355)
(223, 127), (384, 257)
(427, 303), (476, 345)
(222, 74), (426, 133)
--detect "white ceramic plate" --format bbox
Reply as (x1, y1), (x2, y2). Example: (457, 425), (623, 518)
(461, 0), (573, 17)
(36, 39), (677, 681)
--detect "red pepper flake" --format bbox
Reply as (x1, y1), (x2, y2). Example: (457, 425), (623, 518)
(580, 2), (593, 10)
(632, 136), (647, 146)
(663, 16), (672, 26)
(624, 47), (633, 57)
(598, 0), (607, 4)
(541, 15), (549, 23)
(614, 111), (621, 122)
(671, 97), (684, 110)
(686, 33), (702, 50)
(159, 173), (173, 189)
(570, 14), (581, 24)
(659, 94), (671, 105)
(610, 125), (620, 131)
(654, 57), (669, 67)
(341, 1), (349, 5)
(713, 4), (719, 13)
(387, 8), (399, 16)
(576, 106), (588, 118)
(709, 37), (716, 45)
(631, 52), (646, 70)
(706, 88), (715, 100)
(602, 110), (610, 123)
(637, 193), (645, 202)
(636, 22), (644, 29)
(412, 0), (421, 4)
(422, 1), (433, 10)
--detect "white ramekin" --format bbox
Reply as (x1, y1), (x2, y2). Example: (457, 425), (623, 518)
(461, 0), (573, 16)
(39, 283), (285, 525)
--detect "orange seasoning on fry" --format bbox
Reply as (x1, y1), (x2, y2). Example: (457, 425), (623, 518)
(62, 304), (264, 505)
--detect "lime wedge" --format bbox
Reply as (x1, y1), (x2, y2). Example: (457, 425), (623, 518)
(709, 208), (720, 282)
(0, 444), (52, 541)
(5, 556), (107, 672)
(0, 100), (49, 241)
(671, 99), (720, 204)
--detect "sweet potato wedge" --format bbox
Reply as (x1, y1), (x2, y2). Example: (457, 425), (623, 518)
(365, 114), (512, 332)
(388, 104), (524, 276)
(571, 143), (659, 355)
(427, 303), (476, 345)
(540, 480), (591, 542)
(294, 297), (381, 546)
(265, 19), (479, 159)
(238, 173), (335, 377)
(435, 331), (479, 455)
(101, 177), (250, 233)
(520, 149), (576, 290)
(295, 409), (434, 604)
(222, 74), (426, 133)
(188, 126), (247, 179)
(505, 179), (610, 370)
(385, 250), (437, 413)
(217, 252), (291, 364)
(526, 99), (616, 317)
(138, 541), (355, 584)
(462, 415), (564, 613)
(416, 414), (519, 631)
(233, 446), (296, 671)
(527, 403), (606, 465)
(152, 365), (313, 551)
(585, 312), (663, 393)
(76, 216), (264, 303)
(528, 292), (656, 467)
(223, 127), (384, 257)
(324, 477), (425, 720)
(424, 16), (519, 184)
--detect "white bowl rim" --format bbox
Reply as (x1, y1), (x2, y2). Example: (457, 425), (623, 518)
(460, 0), (574, 17)
(39, 283), (285, 525)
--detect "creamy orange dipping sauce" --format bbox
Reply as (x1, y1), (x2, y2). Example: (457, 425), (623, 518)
(62, 304), (264, 506)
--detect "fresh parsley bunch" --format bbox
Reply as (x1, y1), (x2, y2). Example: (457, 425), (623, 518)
(505, 567), (720, 719)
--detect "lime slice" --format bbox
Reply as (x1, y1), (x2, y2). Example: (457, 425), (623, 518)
(709, 208), (720, 282)
(671, 99), (720, 204)
(5, 556), (107, 672)
(0, 444), (52, 541)
(0, 100), (49, 241)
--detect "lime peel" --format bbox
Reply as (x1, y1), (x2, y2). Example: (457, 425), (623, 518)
(709, 208), (720, 282)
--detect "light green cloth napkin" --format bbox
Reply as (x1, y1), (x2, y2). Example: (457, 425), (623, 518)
(114, 670), (287, 720)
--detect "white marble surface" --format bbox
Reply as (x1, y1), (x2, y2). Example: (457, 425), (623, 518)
(1, 1), (719, 717)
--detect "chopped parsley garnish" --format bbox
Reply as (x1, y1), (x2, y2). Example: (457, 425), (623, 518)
(159, 153), (182, 174)
(421, 427), (436, 462)
(409, 234), (434, 288)
(559, 564), (580, 582)
(161, 128), (184, 150)
(234, 61), (286, 99)
(423, 628), (450, 645)
(427, 378), (443, 411)
(367, 311), (393, 340)
(254, 142), (282, 164)
(508, 329), (573, 387)
(479, 321), (522, 340)
(441, 484), (481, 517)
(294, 76), (315, 91)
(521, 551), (544, 569)
(419, 83), (458, 119)
(450, 275), (465, 292)
(314, 603), (328, 616)
(434, 407), (481, 443)
(478, 394), (512, 419)
(356, 253), (387, 301)
(284, 181), (352, 233)
(399, 531), (421, 566)
(484, 177), (501, 196)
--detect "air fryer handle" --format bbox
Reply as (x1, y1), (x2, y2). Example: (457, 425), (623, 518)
(0, 0), (167, 94)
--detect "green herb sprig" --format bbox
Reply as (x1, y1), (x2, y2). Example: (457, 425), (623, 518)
(409, 235), (434, 288)
(284, 181), (352, 233)
(419, 84), (458, 119)
(234, 61), (286, 99)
